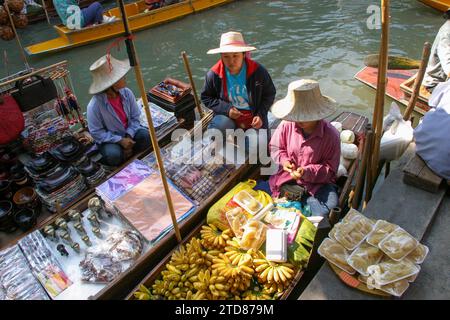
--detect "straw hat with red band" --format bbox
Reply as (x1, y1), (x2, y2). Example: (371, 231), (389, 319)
(89, 54), (131, 95)
(207, 31), (257, 54)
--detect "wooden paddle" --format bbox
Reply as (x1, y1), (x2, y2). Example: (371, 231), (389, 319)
(364, 54), (421, 69)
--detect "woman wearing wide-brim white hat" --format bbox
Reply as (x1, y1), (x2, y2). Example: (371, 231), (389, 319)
(266, 79), (341, 218)
(86, 54), (150, 167)
(201, 31), (276, 138)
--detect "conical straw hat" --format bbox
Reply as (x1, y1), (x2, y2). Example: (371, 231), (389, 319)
(207, 31), (256, 54)
(271, 79), (338, 122)
(89, 54), (131, 95)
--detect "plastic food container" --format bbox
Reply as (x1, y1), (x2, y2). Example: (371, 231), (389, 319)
(265, 229), (287, 262)
(318, 238), (356, 274)
(405, 243), (429, 264)
(225, 207), (248, 239)
(378, 227), (419, 261)
(333, 215), (374, 251)
(366, 220), (398, 246)
(366, 258), (420, 286)
(239, 220), (267, 251)
(233, 190), (263, 215)
(376, 279), (410, 297)
(347, 242), (384, 276)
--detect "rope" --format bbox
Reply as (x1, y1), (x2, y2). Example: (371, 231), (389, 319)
(105, 35), (136, 71)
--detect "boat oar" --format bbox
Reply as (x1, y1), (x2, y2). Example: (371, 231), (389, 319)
(116, 0), (182, 243)
(403, 42), (431, 121)
(181, 51), (205, 119)
(364, 54), (421, 70)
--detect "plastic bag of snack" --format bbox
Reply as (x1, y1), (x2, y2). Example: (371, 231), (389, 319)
(378, 227), (419, 261)
(347, 242), (384, 276)
(367, 277), (410, 297)
(318, 238), (356, 274)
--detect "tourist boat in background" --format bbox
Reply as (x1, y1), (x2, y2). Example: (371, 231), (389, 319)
(25, 0), (235, 55)
(419, 0), (450, 12)
(27, 0), (106, 24)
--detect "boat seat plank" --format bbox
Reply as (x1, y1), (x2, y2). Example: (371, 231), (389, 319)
(299, 144), (446, 300)
(403, 154), (443, 193)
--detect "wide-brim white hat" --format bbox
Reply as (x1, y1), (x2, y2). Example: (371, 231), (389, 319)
(271, 79), (338, 122)
(207, 31), (257, 54)
(89, 54), (131, 94)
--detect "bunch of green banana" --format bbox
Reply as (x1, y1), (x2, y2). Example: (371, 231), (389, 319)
(200, 224), (232, 250)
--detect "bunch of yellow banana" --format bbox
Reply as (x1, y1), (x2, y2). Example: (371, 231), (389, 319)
(263, 282), (287, 296)
(211, 253), (253, 293)
(224, 239), (256, 266)
(185, 290), (207, 300)
(133, 284), (153, 300)
(253, 251), (296, 286)
(191, 269), (231, 300)
(200, 224), (232, 250)
(242, 285), (273, 300)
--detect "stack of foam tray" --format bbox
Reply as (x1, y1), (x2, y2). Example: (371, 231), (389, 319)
(147, 92), (196, 129)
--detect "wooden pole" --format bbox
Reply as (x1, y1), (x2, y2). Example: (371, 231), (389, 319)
(4, 0), (30, 70)
(403, 42), (432, 121)
(181, 51), (205, 119)
(41, 0), (52, 25)
(363, 127), (375, 208)
(370, 0), (390, 188)
(116, 0), (182, 243)
(351, 124), (372, 209)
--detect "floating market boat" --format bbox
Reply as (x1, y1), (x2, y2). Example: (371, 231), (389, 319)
(27, 0), (106, 24)
(354, 66), (430, 119)
(124, 112), (369, 301)
(25, 0), (234, 55)
(419, 0), (450, 12)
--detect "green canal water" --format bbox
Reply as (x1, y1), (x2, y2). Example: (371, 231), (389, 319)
(0, 0), (445, 119)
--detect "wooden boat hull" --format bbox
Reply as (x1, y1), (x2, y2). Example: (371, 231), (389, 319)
(354, 66), (430, 120)
(124, 112), (368, 300)
(25, 0), (234, 55)
(419, 0), (450, 12)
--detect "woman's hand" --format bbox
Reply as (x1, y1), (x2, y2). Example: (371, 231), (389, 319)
(251, 116), (263, 129)
(229, 107), (243, 120)
(290, 167), (304, 180)
(283, 161), (296, 173)
(119, 137), (135, 149)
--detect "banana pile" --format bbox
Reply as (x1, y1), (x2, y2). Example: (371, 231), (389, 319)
(200, 224), (233, 250)
(134, 223), (299, 300)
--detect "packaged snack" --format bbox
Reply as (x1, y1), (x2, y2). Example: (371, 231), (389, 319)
(318, 238), (356, 274)
(347, 242), (384, 276)
(239, 220), (267, 250)
(405, 243), (429, 264)
(333, 215), (374, 250)
(263, 207), (299, 230)
(367, 258), (420, 286)
(233, 190), (263, 215)
(378, 227), (419, 261)
(366, 220), (398, 246)
(341, 208), (361, 223)
(368, 278), (410, 297)
(225, 207), (248, 239)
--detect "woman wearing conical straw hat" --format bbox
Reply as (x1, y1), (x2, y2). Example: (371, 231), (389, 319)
(267, 79), (341, 217)
(201, 31), (276, 135)
(86, 54), (150, 167)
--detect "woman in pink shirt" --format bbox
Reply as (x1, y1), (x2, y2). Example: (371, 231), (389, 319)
(267, 79), (340, 217)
